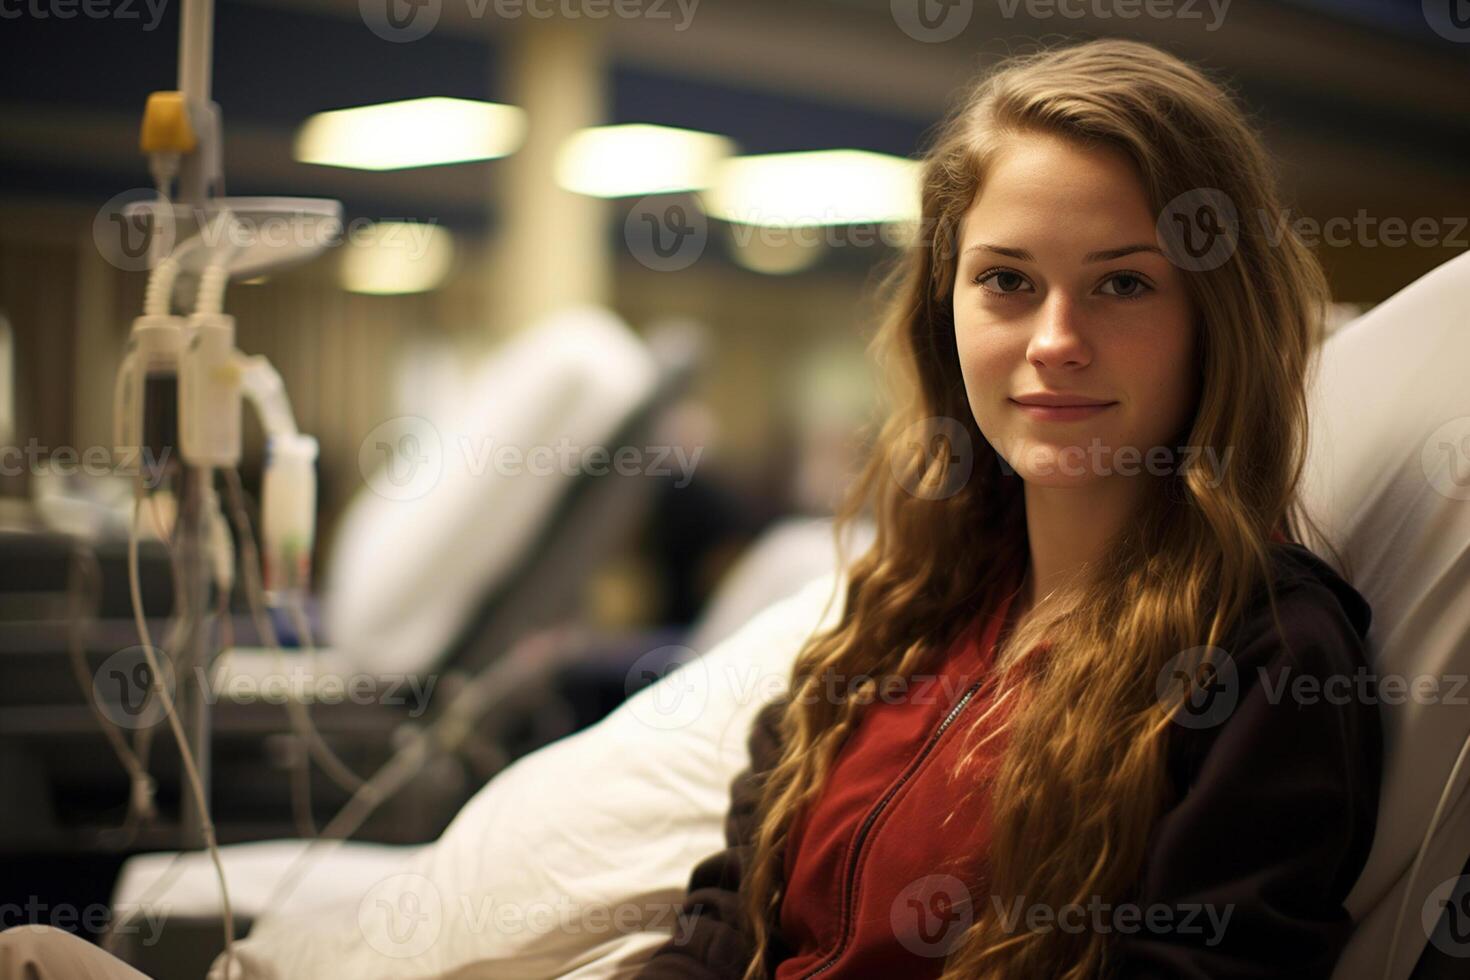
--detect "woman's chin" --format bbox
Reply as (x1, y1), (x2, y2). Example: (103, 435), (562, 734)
(1001, 438), (1107, 485)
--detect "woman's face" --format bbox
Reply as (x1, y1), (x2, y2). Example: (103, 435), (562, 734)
(952, 133), (1199, 488)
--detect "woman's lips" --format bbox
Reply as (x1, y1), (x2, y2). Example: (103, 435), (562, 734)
(1008, 399), (1117, 422)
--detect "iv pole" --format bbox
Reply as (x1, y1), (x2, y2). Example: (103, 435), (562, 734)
(122, 0), (341, 851)
(104, 1), (339, 966)
(174, 0), (216, 853)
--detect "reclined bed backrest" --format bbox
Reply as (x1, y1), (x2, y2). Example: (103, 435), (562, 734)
(1301, 251), (1470, 980)
(323, 305), (694, 679)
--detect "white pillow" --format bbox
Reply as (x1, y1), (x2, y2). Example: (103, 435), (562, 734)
(1310, 250), (1470, 980)
(210, 571), (846, 979)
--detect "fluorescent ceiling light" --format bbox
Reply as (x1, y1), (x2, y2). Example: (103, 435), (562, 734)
(725, 225), (825, 275)
(555, 123), (735, 198)
(340, 221), (455, 295)
(296, 97), (527, 171)
(700, 150), (921, 228)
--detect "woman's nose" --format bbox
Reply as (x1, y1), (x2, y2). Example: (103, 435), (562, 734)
(1026, 294), (1092, 369)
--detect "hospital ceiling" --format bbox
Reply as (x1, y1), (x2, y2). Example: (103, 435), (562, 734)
(1, 0), (1466, 239)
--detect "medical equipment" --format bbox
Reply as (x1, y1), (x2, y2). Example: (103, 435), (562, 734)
(102, 0), (346, 971)
(100, 308), (706, 979)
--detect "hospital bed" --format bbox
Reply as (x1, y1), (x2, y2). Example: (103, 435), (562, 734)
(103, 250), (1470, 980)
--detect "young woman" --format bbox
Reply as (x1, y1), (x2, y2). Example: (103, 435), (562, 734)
(635, 38), (1381, 980)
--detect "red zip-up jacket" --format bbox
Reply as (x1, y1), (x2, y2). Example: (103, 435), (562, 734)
(774, 584), (1028, 978)
(635, 540), (1382, 979)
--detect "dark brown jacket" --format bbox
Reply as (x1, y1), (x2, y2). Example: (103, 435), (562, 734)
(636, 543), (1383, 979)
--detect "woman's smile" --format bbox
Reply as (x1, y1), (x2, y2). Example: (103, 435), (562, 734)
(1007, 399), (1117, 422)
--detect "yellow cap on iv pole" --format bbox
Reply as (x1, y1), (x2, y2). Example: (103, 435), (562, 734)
(139, 91), (198, 155)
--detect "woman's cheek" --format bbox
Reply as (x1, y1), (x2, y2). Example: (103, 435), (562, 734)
(1125, 324), (1197, 444)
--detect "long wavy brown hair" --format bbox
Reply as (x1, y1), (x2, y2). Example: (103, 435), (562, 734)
(737, 37), (1344, 980)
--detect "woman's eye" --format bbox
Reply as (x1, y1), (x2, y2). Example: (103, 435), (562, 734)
(1099, 272), (1153, 300)
(974, 269), (1032, 295)
(971, 269), (1153, 301)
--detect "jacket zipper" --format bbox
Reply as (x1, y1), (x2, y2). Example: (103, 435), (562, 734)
(800, 677), (986, 978)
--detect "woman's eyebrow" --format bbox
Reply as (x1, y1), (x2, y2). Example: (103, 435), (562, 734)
(961, 242), (1165, 262)
(1084, 243), (1165, 262)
